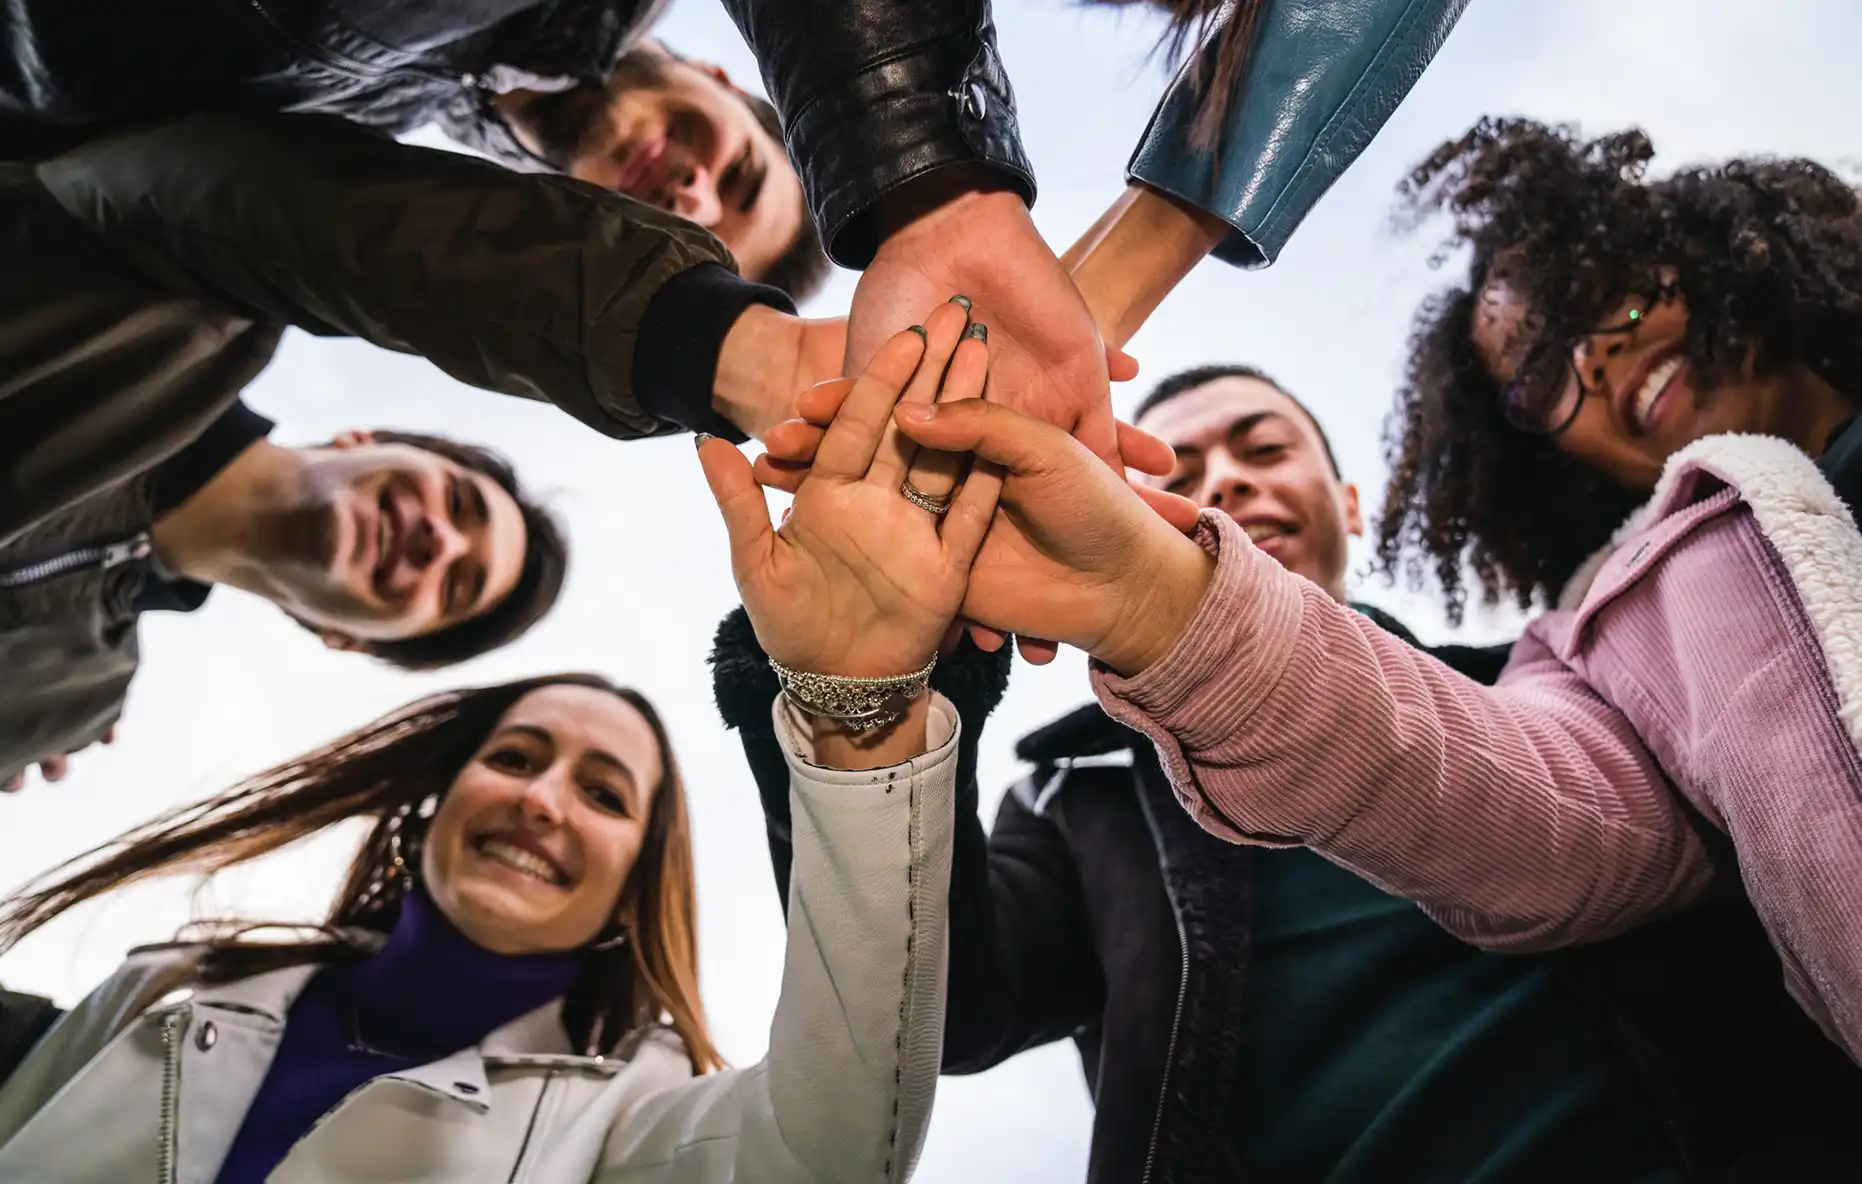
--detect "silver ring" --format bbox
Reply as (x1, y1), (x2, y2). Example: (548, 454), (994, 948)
(900, 479), (953, 515)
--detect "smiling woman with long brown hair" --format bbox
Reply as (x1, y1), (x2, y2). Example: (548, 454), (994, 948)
(0, 305), (999, 1183)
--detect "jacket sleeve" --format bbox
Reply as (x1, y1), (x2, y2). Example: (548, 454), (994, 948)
(593, 694), (959, 1183)
(706, 609), (1094, 1073)
(1091, 510), (1716, 950)
(1129, 0), (1469, 267)
(716, 0), (1034, 268)
(32, 112), (790, 442)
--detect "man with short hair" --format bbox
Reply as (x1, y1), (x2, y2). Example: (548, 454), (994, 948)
(483, 41), (830, 301)
(718, 363), (1858, 1180)
(2, 400), (566, 791)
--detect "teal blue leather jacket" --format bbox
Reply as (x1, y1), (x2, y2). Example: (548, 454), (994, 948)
(1131, 0), (1470, 267)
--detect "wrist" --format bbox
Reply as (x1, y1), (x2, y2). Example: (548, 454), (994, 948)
(809, 696), (933, 771)
(1068, 182), (1230, 350)
(871, 165), (1029, 246)
(714, 304), (802, 440)
(1091, 529), (1216, 677)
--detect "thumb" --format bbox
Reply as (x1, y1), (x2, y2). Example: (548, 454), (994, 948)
(1106, 344), (1140, 384)
(894, 399), (1074, 477)
(695, 436), (775, 568)
(795, 377), (855, 426)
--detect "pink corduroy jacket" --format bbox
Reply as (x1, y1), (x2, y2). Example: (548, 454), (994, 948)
(1092, 434), (1862, 1065)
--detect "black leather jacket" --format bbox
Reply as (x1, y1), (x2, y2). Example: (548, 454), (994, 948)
(0, 0), (1029, 269)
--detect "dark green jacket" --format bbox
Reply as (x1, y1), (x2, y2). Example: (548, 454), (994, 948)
(0, 109), (774, 780)
(1, 109), (778, 549)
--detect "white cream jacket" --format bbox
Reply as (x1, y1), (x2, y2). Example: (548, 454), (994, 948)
(0, 696), (959, 1183)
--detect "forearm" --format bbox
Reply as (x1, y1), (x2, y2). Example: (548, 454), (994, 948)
(717, 0), (1033, 267)
(36, 112), (788, 442)
(1065, 182), (1231, 349)
(1093, 511), (1714, 948)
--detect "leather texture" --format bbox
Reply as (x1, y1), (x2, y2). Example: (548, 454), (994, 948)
(718, 0), (1035, 268)
(1131, 0), (1471, 267)
(0, 695), (959, 1182)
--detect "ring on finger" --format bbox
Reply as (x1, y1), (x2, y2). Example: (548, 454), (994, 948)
(900, 479), (953, 515)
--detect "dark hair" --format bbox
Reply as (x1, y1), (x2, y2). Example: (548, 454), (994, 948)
(1136, 363), (1342, 477)
(741, 93), (832, 303)
(0, 673), (723, 1073)
(1089, 0), (1266, 150)
(1376, 118), (1862, 621)
(360, 430), (568, 671)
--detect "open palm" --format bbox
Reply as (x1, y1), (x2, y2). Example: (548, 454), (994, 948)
(701, 308), (999, 679)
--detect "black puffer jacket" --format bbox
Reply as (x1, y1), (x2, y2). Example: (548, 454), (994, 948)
(712, 606), (1862, 1183)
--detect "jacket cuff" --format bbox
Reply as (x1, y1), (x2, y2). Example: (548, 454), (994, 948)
(1127, 0), (1470, 270)
(787, 24), (1035, 268)
(632, 263), (796, 443)
(772, 693), (960, 773)
(1091, 511), (1305, 751)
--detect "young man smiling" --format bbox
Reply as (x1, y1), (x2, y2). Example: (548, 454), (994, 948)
(1, 401), (566, 792)
(719, 362), (1857, 1181)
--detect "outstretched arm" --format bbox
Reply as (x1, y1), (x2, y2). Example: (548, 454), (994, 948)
(34, 112), (815, 444)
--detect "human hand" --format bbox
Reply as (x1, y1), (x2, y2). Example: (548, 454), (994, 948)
(699, 300), (998, 683)
(713, 306), (847, 441)
(3, 727), (115, 793)
(758, 376), (1173, 665)
(849, 173), (1119, 466)
(892, 398), (1213, 676)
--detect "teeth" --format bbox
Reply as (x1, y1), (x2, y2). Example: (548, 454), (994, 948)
(1244, 523), (1288, 544)
(478, 839), (561, 885)
(1633, 356), (1684, 427)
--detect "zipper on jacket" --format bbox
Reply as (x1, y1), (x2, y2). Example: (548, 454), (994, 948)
(1140, 909), (1191, 1184)
(156, 1008), (189, 1184)
(0, 531), (150, 590)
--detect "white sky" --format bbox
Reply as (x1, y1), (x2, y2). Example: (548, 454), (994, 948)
(2, 2), (1857, 1180)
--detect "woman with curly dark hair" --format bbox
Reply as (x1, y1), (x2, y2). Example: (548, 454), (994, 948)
(839, 119), (1862, 1084)
(1377, 118), (1862, 619)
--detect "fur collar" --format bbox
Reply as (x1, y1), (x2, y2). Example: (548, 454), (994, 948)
(1559, 432), (1862, 750)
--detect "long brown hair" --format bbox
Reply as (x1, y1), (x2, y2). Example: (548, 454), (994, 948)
(1093, 0), (1267, 150)
(0, 674), (722, 1073)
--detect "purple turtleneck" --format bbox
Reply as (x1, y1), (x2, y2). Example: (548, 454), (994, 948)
(213, 885), (581, 1183)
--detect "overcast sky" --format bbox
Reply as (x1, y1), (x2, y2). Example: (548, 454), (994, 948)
(2, 2), (1857, 1179)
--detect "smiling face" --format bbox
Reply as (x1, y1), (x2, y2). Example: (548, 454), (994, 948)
(259, 433), (527, 648)
(420, 685), (664, 956)
(1137, 376), (1362, 600)
(1472, 272), (1819, 492)
(505, 43), (806, 284)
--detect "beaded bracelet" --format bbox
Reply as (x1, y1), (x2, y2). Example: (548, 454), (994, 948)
(766, 654), (937, 732)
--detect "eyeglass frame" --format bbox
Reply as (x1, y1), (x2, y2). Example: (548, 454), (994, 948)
(1498, 281), (1680, 437)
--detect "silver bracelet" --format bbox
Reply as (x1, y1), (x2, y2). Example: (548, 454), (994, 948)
(766, 654), (937, 732)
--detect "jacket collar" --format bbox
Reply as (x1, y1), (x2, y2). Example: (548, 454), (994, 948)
(1558, 431), (1862, 758)
(164, 951), (627, 1113)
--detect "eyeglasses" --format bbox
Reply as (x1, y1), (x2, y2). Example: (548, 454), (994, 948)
(1498, 282), (1678, 436)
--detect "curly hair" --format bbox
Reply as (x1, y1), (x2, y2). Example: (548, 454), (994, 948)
(1375, 118), (1862, 621)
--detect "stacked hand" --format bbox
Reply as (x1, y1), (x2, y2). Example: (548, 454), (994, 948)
(700, 299), (1001, 762)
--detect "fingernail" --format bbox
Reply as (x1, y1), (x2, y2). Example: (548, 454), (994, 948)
(964, 322), (988, 343)
(948, 295), (972, 312)
(694, 432), (716, 449)
(897, 404), (937, 423)
(907, 324), (927, 342)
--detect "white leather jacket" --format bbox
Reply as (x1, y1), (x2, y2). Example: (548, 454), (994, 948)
(0, 696), (960, 1183)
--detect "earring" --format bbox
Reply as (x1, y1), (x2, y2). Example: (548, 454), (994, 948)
(588, 927), (631, 952)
